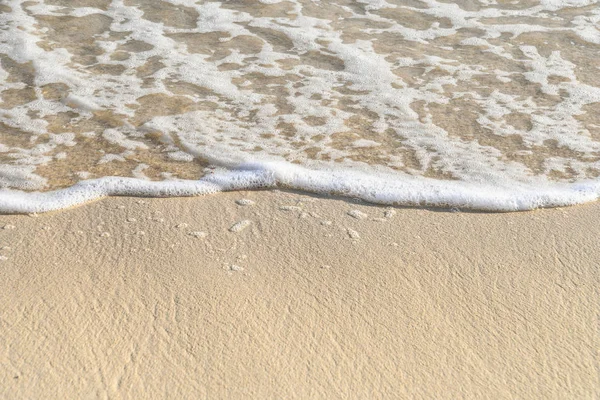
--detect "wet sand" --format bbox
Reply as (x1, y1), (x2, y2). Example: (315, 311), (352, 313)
(0, 191), (598, 399)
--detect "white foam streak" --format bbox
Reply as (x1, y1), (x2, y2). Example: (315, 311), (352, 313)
(2, 162), (599, 213)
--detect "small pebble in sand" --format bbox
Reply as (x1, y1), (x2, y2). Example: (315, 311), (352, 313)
(229, 264), (244, 272)
(321, 265), (331, 269)
(346, 228), (360, 239)
(229, 220), (252, 233)
(3, 224), (15, 230)
(347, 210), (367, 220)
(136, 200), (146, 204)
(279, 206), (302, 212)
(42, 226), (50, 231)
(235, 199), (255, 206)
(188, 231), (207, 239)
(390, 242), (399, 247)
(126, 218), (137, 223)
(116, 205), (126, 209)
(28, 213), (39, 218)
(99, 232), (110, 238)
(176, 223), (188, 229)
(0, 255), (7, 261)
(384, 209), (396, 218)
(320, 220), (332, 226)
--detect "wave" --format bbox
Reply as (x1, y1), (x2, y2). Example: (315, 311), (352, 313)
(2, 161), (599, 213)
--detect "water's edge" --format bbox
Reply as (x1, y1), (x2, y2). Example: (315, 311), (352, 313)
(2, 162), (599, 214)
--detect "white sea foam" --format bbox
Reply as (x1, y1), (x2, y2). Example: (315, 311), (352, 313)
(1, 0), (600, 212)
(0, 161), (599, 213)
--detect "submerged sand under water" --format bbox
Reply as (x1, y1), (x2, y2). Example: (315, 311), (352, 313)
(1, 0), (600, 200)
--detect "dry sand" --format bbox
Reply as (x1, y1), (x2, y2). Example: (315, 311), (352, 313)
(0, 190), (598, 399)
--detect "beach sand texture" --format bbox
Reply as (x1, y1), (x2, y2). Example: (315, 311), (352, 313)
(0, 190), (598, 399)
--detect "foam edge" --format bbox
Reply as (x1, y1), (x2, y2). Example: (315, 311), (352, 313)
(1, 162), (599, 214)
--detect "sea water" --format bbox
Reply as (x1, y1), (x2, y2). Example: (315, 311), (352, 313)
(1, 0), (600, 212)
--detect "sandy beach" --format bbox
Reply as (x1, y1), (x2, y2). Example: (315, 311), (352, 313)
(3, 0), (600, 398)
(0, 191), (597, 399)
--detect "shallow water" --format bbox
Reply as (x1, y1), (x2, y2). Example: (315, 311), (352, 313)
(1, 0), (600, 212)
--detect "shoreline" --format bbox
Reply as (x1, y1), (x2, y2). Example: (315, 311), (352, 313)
(1, 190), (598, 398)
(3, 162), (600, 213)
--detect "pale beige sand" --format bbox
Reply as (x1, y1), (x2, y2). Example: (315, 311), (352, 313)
(0, 190), (598, 399)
